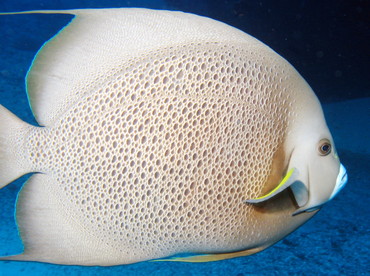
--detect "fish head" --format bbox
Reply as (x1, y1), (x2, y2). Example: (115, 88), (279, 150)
(285, 95), (348, 215)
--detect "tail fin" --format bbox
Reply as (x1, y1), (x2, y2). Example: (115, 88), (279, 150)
(0, 105), (34, 188)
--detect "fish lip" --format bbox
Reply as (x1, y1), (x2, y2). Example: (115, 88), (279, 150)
(329, 163), (348, 200)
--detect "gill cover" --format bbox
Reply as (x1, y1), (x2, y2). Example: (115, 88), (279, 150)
(245, 164), (348, 216)
(292, 163), (348, 215)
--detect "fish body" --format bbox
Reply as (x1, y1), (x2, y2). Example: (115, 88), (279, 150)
(0, 8), (347, 266)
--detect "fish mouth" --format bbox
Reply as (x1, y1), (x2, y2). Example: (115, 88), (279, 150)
(329, 163), (348, 200)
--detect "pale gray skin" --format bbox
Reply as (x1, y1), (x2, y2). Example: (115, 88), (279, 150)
(0, 8), (346, 265)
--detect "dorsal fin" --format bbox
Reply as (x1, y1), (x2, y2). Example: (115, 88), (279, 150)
(1, 8), (261, 126)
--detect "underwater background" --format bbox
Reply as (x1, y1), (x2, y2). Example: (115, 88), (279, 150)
(0, 0), (368, 275)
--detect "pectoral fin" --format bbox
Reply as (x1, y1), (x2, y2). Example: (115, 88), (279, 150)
(244, 168), (299, 204)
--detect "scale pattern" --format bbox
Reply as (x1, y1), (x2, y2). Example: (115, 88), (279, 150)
(27, 42), (295, 260)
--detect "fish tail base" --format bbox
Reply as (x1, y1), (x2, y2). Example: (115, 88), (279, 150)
(0, 105), (34, 188)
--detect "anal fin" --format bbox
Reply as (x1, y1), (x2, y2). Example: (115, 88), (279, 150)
(1, 173), (122, 266)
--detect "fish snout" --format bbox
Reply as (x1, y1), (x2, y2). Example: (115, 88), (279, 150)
(329, 163), (348, 200)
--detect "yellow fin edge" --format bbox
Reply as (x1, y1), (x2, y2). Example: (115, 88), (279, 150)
(151, 246), (266, 263)
(256, 167), (295, 200)
(244, 167), (298, 204)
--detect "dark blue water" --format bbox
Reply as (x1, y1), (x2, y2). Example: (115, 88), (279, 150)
(0, 1), (369, 275)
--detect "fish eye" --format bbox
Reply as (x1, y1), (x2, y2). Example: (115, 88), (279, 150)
(318, 139), (332, 156)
